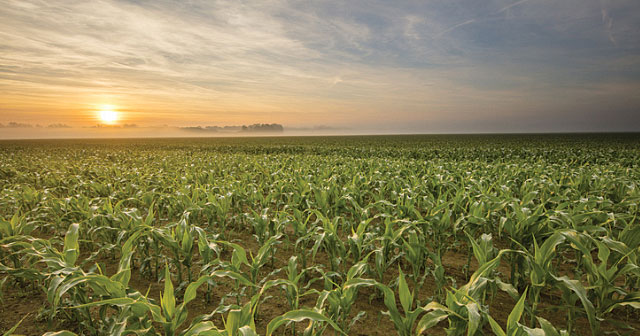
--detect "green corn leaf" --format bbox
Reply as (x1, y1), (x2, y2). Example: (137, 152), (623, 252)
(266, 309), (345, 336)
(465, 231), (486, 265)
(346, 258), (369, 279)
(217, 241), (249, 267)
(0, 218), (11, 237)
(52, 276), (95, 310)
(536, 232), (565, 266)
(507, 288), (527, 331)
(464, 249), (513, 292)
(496, 279), (519, 300)
(238, 326), (258, 336)
(47, 275), (64, 307)
(183, 270), (256, 308)
(84, 274), (127, 298)
(72, 297), (136, 309)
(604, 300), (640, 314)
(486, 314), (507, 336)
(121, 228), (145, 257)
(180, 321), (221, 336)
(259, 279), (292, 296)
(466, 302), (481, 336)
(522, 326), (546, 336)
(63, 223), (80, 266)
(111, 251), (133, 287)
(552, 275), (597, 333)
(536, 317), (561, 336)
(183, 275), (214, 307)
(398, 267), (413, 314)
(161, 266), (176, 321)
(415, 310), (449, 334)
(210, 270), (256, 287)
(225, 309), (242, 336)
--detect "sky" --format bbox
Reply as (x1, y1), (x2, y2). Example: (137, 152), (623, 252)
(1, 0), (640, 137)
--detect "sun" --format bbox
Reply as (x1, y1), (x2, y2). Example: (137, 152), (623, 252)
(99, 110), (119, 124)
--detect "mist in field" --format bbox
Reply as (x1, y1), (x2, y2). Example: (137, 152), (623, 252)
(0, 125), (412, 140)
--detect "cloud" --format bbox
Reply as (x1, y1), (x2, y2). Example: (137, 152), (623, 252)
(0, 0), (639, 133)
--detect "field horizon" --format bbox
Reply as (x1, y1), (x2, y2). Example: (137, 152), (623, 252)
(2, 131), (640, 142)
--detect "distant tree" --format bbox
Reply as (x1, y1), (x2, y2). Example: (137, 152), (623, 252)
(242, 123), (284, 132)
(47, 123), (72, 128)
(180, 123), (284, 133)
(1, 122), (33, 128)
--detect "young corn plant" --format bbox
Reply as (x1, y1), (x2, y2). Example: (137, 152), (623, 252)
(194, 299), (261, 336)
(500, 203), (548, 289)
(420, 206), (457, 260)
(523, 231), (566, 328)
(428, 250), (448, 302)
(315, 258), (372, 334)
(347, 218), (375, 264)
(291, 209), (319, 271)
(35, 223), (93, 326)
(402, 229), (428, 290)
(419, 250), (517, 335)
(47, 228), (147, 334)
(158, 215), (196, 284)
(194, 227), (220, 302)
(465, 231), (499, 304)
(343, 267), (437, 336)
(379, 267), (430, 336)
(311, 211), (347, 273)
(246, 208), (279, 245)
(74, 266), (256, 336)
(216, 237), (280, 303)
(372, 218), (411, 283)
(543, 229), (601, 334)
(273, 256), (321, 313)
(551, 232), (640, 334)
(485, 288), (558, 336)
(205, 192), (233, 237)
(0, 213), (34, 238)
(585, 238), (640, 319)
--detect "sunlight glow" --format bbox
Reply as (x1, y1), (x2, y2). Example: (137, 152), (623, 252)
(99, 110), (119, 124)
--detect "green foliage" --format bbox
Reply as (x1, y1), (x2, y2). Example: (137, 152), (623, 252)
(1, 135), (639, 335)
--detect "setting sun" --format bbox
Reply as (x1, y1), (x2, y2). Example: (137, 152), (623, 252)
(99, 110), (118, 124)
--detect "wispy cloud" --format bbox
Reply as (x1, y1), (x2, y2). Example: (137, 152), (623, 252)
(436, 19), (476, 38)
(497, 0), (535, 13)
(600, 7), (617, 47)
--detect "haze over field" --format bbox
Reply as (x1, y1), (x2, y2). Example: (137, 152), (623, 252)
(1, 0), (640, 138)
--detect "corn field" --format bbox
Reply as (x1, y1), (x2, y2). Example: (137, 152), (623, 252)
(1, 134), (639, 335)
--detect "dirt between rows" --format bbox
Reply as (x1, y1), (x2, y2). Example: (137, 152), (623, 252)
(1, 228), (638, 335)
